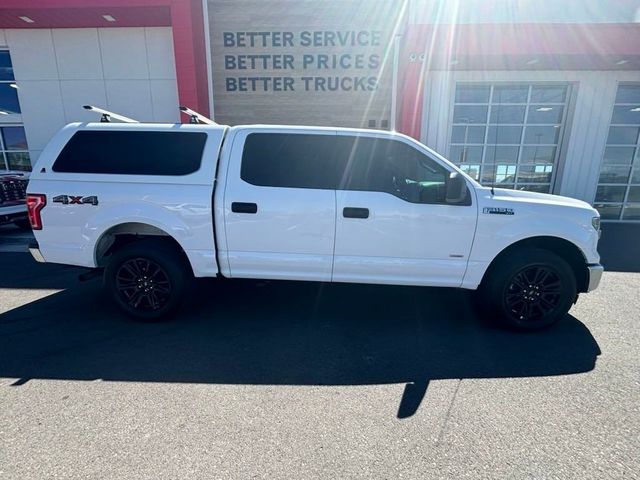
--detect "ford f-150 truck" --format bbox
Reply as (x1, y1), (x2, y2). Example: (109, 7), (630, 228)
(25, 121), (603, 330)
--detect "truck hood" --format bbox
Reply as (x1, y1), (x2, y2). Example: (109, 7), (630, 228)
(488, 187), (595, 212)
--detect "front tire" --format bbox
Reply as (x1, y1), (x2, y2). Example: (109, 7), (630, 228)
(478, 248), (577, 331)
(104, 239), (191, 321)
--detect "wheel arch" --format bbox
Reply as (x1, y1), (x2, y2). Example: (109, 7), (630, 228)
(94, 222), (194, 275)
(480, 236), (589, 293)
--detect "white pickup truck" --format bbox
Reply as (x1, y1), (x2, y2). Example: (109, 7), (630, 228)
(26, 120), (603, 330)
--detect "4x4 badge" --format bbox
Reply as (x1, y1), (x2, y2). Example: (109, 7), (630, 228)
(53, 195), (99, 206)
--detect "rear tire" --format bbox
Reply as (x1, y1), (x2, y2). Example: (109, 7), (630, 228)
(476, 248), (576, 331)
(104, 239), (191, 321)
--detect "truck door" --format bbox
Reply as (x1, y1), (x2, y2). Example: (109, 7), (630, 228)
(221, 129), (338, 281)
(332, 133), (477, 287)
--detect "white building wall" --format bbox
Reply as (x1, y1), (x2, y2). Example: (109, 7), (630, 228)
(2, 27), (179, 164)
(420, 69), (640, 203)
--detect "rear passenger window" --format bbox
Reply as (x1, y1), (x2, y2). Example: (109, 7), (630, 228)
(52, 130), (207, 175)
(241, 133), (345, 189)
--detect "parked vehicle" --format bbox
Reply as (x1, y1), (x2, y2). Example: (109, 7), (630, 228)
(25, 117), (603, 330)
(0, 171), (30, 230)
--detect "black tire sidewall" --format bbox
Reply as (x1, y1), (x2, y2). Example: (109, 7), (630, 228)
(486, 248), (576, 331)
(104, 240), (190, 321)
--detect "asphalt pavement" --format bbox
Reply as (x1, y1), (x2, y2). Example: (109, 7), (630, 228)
(0, 224), (34, 253)
(0, 225), (638, 479)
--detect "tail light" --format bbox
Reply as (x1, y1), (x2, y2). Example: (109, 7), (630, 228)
(27, 194), (46, 230)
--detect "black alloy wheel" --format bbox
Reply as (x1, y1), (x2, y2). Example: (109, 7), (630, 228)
(477, 247), (577, 331)
(104, 239), (191, 320)
(502, 264), (563, 324)
(115, 257), (172, 312)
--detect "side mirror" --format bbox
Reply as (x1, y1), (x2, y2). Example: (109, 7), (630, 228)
(445, 172), (468, 204)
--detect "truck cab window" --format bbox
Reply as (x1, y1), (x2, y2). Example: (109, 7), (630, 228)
(337, 136), (449, 204)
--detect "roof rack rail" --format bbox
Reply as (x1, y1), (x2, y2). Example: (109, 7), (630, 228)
(179, 106), (217, 125)
(82, 105), (139, 123)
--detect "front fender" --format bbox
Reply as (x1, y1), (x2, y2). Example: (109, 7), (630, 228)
(462, 205), (599, 289)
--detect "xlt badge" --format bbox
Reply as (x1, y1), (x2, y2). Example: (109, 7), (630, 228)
(483, 207), (514, 215)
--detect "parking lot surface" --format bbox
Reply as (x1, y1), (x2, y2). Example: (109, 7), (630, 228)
(0, 226), (638, 479)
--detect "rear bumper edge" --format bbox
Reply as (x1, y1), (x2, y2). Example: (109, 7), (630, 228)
(28, 241), (45, 263)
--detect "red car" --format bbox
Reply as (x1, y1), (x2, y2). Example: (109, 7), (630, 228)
(0, 171), (30, 230)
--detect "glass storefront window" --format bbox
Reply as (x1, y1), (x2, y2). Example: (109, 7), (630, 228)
(449, 145), (483, 164)
(485, 146), (519, 163)
(452, 105), (488, 124)
(531, 85), (567, 103)
(622, 205), (640, 220)
(451, 125), (485, 143)
(6, 152), (30, 171)
(0, 51), (15, 81)
(458, 163), (480, 180)
(0, 83), (20, 115)
(598, 165), (631, 184)
(0, 127), (30, 171)
(0, 50), (30, 172)
(520, 146), (556, 164)
(0, 51), (19, 115)
(593, 204), (622, 220)
(594, 83), (640, 221)
(449, 82), (571, 192)
(2, 126), (28, 149)
(454, 85), (490, 103)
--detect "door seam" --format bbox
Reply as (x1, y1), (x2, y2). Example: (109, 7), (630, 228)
(330, 188), (338, 281)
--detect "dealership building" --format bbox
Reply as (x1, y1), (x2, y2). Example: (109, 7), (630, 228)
(1, 0), (639, 221)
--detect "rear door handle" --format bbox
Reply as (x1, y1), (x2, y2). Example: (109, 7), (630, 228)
(343, 207), (369, 219)
(231, 202), (258, 214)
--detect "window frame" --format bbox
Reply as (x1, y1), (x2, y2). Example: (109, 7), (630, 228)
(447, 81), (574, 194)
(593, 82), (640, 222)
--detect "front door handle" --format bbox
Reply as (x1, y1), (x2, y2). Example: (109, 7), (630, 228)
(231, 202), (258, 214)
(343, 207), (369, 219)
